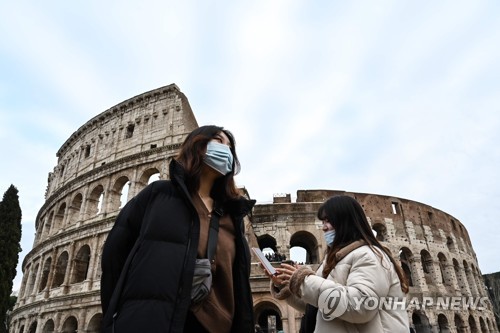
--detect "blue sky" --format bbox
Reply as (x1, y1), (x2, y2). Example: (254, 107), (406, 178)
(1, 1), (499, 291)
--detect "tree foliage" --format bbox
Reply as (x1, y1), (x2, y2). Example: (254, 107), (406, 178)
(0, 185), (22, 333)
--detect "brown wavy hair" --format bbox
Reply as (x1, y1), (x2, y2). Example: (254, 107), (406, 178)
(318, 195), (409, 293)
(175, 125), (241, 201)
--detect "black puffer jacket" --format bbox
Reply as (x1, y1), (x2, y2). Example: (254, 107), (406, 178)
(100, 160), (255, 333)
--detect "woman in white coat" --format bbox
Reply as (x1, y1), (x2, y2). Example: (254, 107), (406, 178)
(267, 195), (410, 333)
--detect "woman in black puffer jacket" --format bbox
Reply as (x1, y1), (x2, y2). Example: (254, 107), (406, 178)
(100, 125), (255, 333)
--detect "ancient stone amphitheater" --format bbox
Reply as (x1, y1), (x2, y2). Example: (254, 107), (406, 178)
(9, 84), (498, 333)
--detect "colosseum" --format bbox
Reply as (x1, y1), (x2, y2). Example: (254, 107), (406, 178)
(9, 84), (499, 333)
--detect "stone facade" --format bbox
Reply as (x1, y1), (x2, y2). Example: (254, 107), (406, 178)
(483, 272), (500, 331)
(250, 191), (499, 333)
(9, 84), (198, 333)
(9, 85), (498, 333)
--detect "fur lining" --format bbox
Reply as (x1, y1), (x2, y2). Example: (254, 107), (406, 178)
(269, 281), (292, 300)
(289, 266), (315, 297)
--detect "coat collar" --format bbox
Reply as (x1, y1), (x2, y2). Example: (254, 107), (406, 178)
(169, 159), (255, 218)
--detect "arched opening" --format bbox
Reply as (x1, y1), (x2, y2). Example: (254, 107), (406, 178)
(52, 251), (69, 288)
(437, 313), (451, 333)
(61, 316), (78, 333)
(67, 193), (83, 226)
(19, 325), (25, 333)
(148, 173), (161, 183)
(420, 249), (435, 285)
(412, 311), (431, 333)
(454, 313), (465, 333)
(28, 321), (37, 333)
(438, 252), (455, 291)
(86, 185), (104, 217)
(256, 235), (277, 252)
(479, 317), (488, 333)
(38, 257), (52, 292)
(108, 176), (130, 211)
(464, 260), (478, 296)
(139, 168), (161, 185)
(446, 236), (456, 252)
(26, 264), (39, 296)
(53, 202), (67, 233)
(71, 245), (91, 283)
(42, 319), (55, 333)
(399, 247), (414, 287)
(43, 211), (54, 239)
(372, 222), (388, 242)
(469, 314), (479, 333)
(453, 259), (468, 296)
(254, 301), (283, 333)
(86, 313), (102, 333)
(290, 230), (319, 264)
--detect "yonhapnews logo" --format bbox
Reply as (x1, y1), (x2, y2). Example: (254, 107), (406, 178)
(318, 292), (489, 321)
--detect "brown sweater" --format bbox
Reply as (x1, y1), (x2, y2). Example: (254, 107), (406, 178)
(191, 194), (236, 333)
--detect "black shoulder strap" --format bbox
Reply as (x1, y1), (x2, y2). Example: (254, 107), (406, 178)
(207, 204), (223, 261)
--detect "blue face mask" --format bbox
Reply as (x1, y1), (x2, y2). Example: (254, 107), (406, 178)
(204, 141), (233, 175)
(324, 230), (336, 247)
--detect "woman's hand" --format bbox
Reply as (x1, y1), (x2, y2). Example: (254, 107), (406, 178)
(258, 261), (300, 287)
(275, 263), (298, 285)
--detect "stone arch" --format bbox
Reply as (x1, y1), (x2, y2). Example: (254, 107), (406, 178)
(67, 193), (83, 226)
(412, 311), (431, 333)
(71, 245), (91, 283)
(487, 318), (495, 332)
(25, 263), (39, 296)
(52, 202), (67, 233)
(437, 252), (455, 290)
(257, 234), (278, 253)
(86, 185), (104, 217)
(42, 210), (54, 239)
(52, 251), (69, 287)
(437, 313), (451, 333)
(469, 314), (479, 333)
(109, 175), (131, 212)
(446, 236), (457, 252)
(38, 257), (52, 292)
(453, 258), (469, 296)
(61, 315), (78, 333)
(254, 300), (283, 333)
(139, 167), (161, 185)
(86, 313), (102, 333)
(454, 313), (465, 333)
(464, 260), (479, 296)
(400, 247), (414, 287)
(289, 230), (319, 264)
(42, 319), (55, 333)
(420, 249), (435, 285)
(18, 324), (25, 333)
(479, 316), (488, 333)
(27, 321), (37, 333)
(372, 222), (388, 242)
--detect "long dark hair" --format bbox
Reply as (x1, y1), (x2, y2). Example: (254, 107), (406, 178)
(317, 195), (409, 293)
(175, 125), (241, 201)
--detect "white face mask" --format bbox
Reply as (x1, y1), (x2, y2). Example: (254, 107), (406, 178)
(204, 141), (233, 175)
(324, 230), (336, 247)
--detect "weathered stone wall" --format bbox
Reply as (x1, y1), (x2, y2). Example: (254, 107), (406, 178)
(9, 84), (198, 333)
(484, 272), (500, 332)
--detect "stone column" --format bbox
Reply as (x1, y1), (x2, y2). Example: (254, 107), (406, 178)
(410, 257), (428, 292)
(62, 241), (76, 294)
(465, 266), (479, 297)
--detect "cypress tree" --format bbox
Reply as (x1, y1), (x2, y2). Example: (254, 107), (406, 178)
(0, 185), (22, 333)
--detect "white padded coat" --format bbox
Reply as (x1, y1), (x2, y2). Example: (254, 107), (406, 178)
(272, 244), (410, 333)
